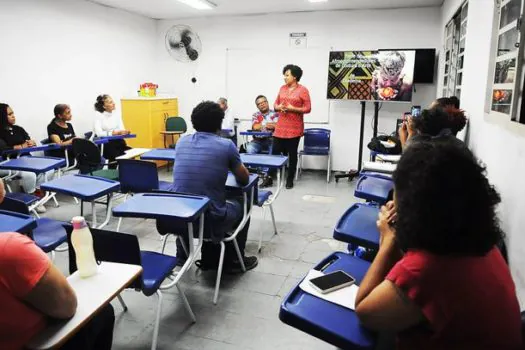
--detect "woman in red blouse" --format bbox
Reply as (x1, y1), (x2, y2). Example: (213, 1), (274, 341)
(273, 64), (311, 189)
(355, 139), (522, 350)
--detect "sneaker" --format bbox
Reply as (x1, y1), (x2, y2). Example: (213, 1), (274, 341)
(225, 256), (258, 274)
(260, 176), (273, 188)
(286, 179), (294, 189)
(35, 205), (47, 213)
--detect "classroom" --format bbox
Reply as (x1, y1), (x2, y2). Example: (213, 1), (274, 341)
(1, 0), (525, 349)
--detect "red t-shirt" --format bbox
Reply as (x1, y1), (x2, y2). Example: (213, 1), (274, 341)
(273, 84), (311, 139)
(0, 232), (49, 350)
(386, 247), (522, 350)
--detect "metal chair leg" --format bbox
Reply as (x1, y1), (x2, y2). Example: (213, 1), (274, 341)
(232, 238), (246, 272)
(295, 154), (300, 181)
(151, 290), (163, 350)
(258, 207), (267, 253)
(213, 242), (226, 304)
(117, 294), (128, 311)
(176, 284), (196, 322)
(116, 217), (123, 232)
(269, 203), (278, 235)
(327, 154), (331, 183)
(50, 250), (56, 262)
(176, 235), (189, 257)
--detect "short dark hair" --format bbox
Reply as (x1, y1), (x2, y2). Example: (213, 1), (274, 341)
(0, 103), (9, 129)
(434, 97), (451, 108)
(255, 95), (267, 103)
(449, 96), (460, 109)
(94, 94), (110, 113)
(54, 104), (69, 118)
(393, 139), (504, 256)
(412, 107), (451, 136)
(191, 101), (224, 133)
(283, 64), (303, 82)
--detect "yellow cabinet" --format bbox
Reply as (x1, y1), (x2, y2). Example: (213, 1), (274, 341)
(120, 97), (179, 150)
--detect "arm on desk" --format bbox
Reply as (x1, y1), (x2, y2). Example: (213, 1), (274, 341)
(24, 264), (78, 319)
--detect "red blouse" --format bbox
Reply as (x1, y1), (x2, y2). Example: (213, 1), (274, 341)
(386, 247), (522, 350)
(273, 84), (311, 139)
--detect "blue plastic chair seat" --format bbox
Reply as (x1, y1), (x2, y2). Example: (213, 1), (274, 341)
(158, 181), (173, 191)
(5, 192), (39, 206)
(257, 189), (272, 206)
(140, 251), (178, 296)
(33, 218), (68, 252)
(334, 203), (380, 249)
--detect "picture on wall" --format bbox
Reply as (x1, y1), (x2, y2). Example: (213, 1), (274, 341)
(327, 50), (416, 102)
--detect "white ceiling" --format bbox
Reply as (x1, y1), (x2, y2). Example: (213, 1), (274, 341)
(89, 0), (444, 20)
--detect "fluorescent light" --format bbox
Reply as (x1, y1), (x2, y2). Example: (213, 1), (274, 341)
(309, 0), (328, 2)
(176, 0), (216, 10)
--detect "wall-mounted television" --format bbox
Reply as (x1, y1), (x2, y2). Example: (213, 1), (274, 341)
(380, 48), (436, 84)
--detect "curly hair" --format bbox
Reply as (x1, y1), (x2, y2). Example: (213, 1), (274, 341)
(191, 101), (224, 133)
(283, 64), (303, 82)
(412, 107), (466, 137)
(94, 94), (110, 113)
(393, 139), (504, 256)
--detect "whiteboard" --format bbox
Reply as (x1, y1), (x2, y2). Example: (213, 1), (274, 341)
(226, 47), (330, 124)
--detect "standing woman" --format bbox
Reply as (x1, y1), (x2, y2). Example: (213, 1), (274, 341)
(273, 64), (311, 189)
(93, 94), (131, 167)
(47, 104), (76, 165)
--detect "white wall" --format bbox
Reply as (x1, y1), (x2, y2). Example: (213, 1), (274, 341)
(156, 8), (441, 171)
(0, 0), (157, 141)
(440, 0), (525, 307)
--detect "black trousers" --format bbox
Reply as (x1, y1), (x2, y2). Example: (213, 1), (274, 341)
(61, 304), (115, 350)
(272, 136), (301, 182)
(103, 139), (128, 169)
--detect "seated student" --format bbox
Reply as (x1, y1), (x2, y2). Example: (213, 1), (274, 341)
(398, 107), (467, 148)
(93, 94), (131, 167)
(47, 104), (77, 164)
(0, 103), (47, 213)
(172, 101), (258, 272)
(355, 140), (522, 350)
(246, 95), (279, 154)
(0, 179), (115, 350)
(217, 97), (236, 144)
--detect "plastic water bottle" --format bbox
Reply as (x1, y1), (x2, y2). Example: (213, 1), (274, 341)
(71, 216), (98, 278)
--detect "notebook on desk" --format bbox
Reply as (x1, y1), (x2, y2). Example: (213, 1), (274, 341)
(299, 269), (359, 310)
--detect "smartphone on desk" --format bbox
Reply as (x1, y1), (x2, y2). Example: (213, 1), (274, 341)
(309, 270), (356, 294)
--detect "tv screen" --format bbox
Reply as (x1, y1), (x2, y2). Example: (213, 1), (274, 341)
(379, 48), (436, 84)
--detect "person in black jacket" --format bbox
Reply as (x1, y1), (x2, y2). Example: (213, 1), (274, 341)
(0, 103), (47, 213)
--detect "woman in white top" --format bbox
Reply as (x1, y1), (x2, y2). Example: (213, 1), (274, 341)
(93, 94), (131, 166)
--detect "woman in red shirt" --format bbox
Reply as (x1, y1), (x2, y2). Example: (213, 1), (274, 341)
(273, 64), (311, 189)
(355, 139), (522, 350)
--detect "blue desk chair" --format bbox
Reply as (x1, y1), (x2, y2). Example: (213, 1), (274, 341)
(354, 174), (394, 205)
(280, 252), (375, 349)
(67, 227), (194, 350)
(0, 196), (69, 260)
(116, 159), (174, 231)
(296, 128), (331, 183)
(333, 203), (380, 251)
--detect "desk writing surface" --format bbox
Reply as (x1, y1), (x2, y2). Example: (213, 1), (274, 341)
(40, 175), (120, 201)
(0, 157), (66, 174)
(140, 148), (176, 161)
(0, 210), (37, 233)
(241, 154), (287, 168)
(27, 262), (142, 350)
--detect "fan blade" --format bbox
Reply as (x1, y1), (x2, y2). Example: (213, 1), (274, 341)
(168, 38), (184, 50)
(181, 30), (193, 46)
(187, 48), (199, 61)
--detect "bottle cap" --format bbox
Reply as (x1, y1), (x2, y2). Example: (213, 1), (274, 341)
(72, 216), (88, 230)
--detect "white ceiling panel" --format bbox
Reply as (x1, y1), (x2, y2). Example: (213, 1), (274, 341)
(89, 0), (444, 20)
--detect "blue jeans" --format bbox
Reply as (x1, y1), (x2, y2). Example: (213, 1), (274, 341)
(246, 138), (271, 154)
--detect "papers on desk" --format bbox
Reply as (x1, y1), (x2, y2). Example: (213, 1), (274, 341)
(116, 148), (151, 160)
(375, 154), (401, 163)
(299, 270), (359, 311)
(362, 161), (397, 174)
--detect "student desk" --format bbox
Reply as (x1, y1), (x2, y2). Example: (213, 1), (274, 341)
(279, 252), (375, 350)
(27, 262), (143, 350)
(239, 131), (273, 153)
(40, 175), (120, 229)
(0, 209), (37, 233)
(1, 144), (61, 157)
(94, 134), (137, 141)
(240, 154), (286, 198)
(140, 148), (176, 162)
(333, 203), (380, 250)
(0, 156), (66, 210)
(354, 174), (394, 205)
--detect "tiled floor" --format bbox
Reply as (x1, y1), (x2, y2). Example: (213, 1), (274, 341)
(45, 170), (359, 350)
